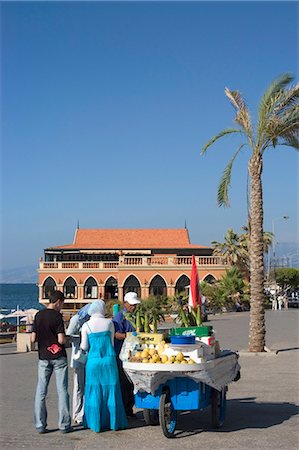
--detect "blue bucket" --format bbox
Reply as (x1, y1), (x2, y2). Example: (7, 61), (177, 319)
(170, 335), (195, 345)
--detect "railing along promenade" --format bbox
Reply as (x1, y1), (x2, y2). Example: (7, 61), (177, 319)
(40, 256), (227, 270)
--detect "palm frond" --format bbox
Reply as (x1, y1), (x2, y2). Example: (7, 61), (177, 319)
(258, 73), (295, 143)
(259, 73), (294, 118)
(217, 144), (246, 207)
(278, 134), (299, 150)
(273, 84), (299, 117)
(225, 89), (252, 138)
(262, 103), (299, 151)
(201, 128), (242, 155)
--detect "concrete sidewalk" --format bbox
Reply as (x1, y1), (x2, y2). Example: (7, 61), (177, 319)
(0, 310), (298, 449)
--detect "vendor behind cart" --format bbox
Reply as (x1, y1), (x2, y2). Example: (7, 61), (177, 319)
(113, 292), (140, 417)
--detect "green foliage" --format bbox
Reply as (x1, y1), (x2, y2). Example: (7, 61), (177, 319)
(200, 269), (250, 311)
(217, 267), (250, 309)
(218, 144), (246, 207)
(202, 74), (298, 206)
(200, 281), (225, 310)
(212, 226), (273, 280)
(201, 128), (242, 155)
(174, 297), (202, 327)
(212, 228), (249, 278)
(274, 268), (299, 290)
(125, 296), (166, 333)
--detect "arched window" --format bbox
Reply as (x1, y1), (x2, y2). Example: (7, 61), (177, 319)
(203, 274), (216, 284)
(123, 275), (141, 298)
(43, 277), (56, 299)
(64, 277), (78, 299)
(105, 276), (118, 300)
(84, 277), (98, 299)
(149, 275), (167, 297)
(175, 275), (190, 294)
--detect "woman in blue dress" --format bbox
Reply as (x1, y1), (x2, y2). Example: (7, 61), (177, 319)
(80, 300), (128, 432)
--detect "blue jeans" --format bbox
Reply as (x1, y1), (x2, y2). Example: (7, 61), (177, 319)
(34, 357), (71, 431)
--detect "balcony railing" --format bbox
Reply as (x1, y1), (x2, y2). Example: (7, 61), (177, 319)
(39, 255), (227, 270)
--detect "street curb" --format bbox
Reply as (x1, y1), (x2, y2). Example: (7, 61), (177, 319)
(238, 349), (278, 356)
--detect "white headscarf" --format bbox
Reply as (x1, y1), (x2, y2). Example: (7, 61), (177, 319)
(88, 300), (106, 318)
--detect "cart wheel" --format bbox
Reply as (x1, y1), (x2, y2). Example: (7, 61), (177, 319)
(143, 409), (159, 426)
(159, 391), (177, 438)
(211, 387), (226, 429)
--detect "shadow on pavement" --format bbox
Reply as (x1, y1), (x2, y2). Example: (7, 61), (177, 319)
(139, 397), (298, 439)
(221, 397), (298, 431)
(276, 347), (299, 353)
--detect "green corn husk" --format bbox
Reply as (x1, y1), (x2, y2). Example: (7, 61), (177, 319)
(196, 305), (202, 326)
(144, 312), (150, 333)
(179, 306), (190, 328)
(124, 314), (136, 329)
(136, 310), (141, 333)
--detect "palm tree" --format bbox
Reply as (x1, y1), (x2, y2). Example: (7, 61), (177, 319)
(202, 74), (298, 352)
(212, 226), (274, 281)
(211, 228), (248, 278)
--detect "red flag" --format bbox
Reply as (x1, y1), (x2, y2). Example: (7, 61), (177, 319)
(189, 255), (201, 308)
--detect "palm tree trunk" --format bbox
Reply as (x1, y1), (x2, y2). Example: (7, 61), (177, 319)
(248, 154), (266, 352)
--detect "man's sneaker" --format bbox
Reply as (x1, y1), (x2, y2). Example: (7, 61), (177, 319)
(60, 426), (73, 434)
(36, 428), (48, 434)
(74, 419), (83, 425)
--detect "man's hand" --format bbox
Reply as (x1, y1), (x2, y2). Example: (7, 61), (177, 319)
(115, 331), (126, 341)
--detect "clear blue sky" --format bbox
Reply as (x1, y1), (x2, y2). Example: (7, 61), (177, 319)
(1, 1), (298, 270)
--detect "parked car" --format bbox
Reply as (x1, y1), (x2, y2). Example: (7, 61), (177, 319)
(288, 297), (299, 308)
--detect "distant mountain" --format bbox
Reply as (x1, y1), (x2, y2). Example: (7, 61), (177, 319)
(0, 265), (38, 284)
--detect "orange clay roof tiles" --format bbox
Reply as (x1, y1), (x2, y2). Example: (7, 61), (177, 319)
(51, 228), (208, 249)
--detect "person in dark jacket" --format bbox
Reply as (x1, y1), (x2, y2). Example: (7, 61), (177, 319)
(112, 292), (140, 417)
(31, 290), (71, 434)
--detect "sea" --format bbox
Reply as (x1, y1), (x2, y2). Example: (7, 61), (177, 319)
(0, 284), (42, 313)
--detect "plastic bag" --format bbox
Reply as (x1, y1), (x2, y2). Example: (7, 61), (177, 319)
(73, 348), (87, 365)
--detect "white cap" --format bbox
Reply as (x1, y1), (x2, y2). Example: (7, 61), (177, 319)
(124, 292), (141, 305)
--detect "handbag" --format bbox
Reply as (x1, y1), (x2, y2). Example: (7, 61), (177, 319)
(73, 348), (87, 365)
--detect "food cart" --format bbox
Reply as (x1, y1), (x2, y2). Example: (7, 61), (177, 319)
(122, 327), (241, 438)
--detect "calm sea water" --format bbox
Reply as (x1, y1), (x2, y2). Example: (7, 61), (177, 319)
(0, 284), (41, 312)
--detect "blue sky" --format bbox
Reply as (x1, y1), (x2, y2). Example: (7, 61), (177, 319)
(1, 1), (298, 270)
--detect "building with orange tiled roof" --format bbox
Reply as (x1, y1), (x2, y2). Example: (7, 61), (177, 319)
(38, 227), (228, 309)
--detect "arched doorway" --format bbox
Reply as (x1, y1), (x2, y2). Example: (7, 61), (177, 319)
(43, 277), (56, 299)
(123, 275), (141, 298)
(203, 274), (216, 284)
(175, 275), (190, 294)
(105, 276), (118, 300)
(149, 275), (167, 297)
(84, 277), (98, 299)
(64, 277), (78, 299)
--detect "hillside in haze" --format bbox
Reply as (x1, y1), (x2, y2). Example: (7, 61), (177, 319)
(0, 265), (38, 284)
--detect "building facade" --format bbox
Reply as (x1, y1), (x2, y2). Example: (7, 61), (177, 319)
(38, 228), (228, 310)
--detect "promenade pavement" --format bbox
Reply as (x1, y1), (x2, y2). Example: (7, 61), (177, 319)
(0, 310), (298, 450)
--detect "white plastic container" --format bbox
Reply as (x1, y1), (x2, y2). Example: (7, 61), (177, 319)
(162, 343), (205, 363)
